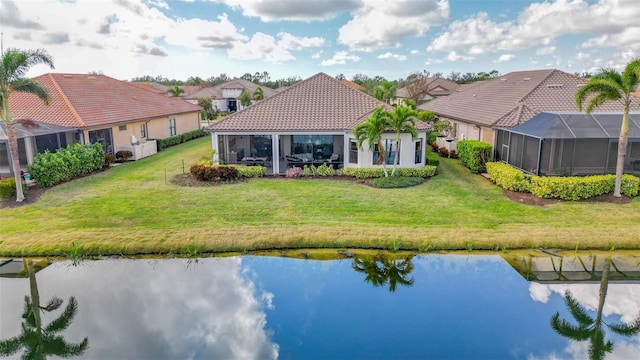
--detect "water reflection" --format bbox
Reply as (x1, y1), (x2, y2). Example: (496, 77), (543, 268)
(351, 254), (415, 292)
(0, 260), (88, 359)
(550, 258), (640, 360)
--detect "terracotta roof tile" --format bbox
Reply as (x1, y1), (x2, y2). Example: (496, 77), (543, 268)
(8, 74), (202, 128)
(397, 77), (460, 98)
(419, 69), (640, 128)
(206, 73), (428, 132)
(186, 79), (277, 100)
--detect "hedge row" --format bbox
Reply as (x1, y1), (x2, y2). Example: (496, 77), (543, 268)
(232, 165), (266, 178)
(337, 166), (437, 179)
(426, 151), (440, 167)
(486, 162), (640, 200)
(29, 143), (105, 187)
(190, 164), (266, 182)
(457, 140), (492, 173)
(157, 128), (206, 151)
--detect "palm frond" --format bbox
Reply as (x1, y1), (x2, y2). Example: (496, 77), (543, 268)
(44, 335), (89, 357)
(550, 313), (592, 340)
(575, 77), (622, 113)
(44, 297), (78, 333)
(41, 296), (63, 312)
(0, 336), (23, 356)
(608, 315), (640, 336)
(9, 78), (51, 104)
(564, 292), (594, 327)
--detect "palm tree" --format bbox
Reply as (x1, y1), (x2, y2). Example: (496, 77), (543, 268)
(352, 254), (415, 292)
(239, 90), (252, 107)
(354, 106), (390, 177)
(253, 86), (264, 101)
(1, 48), (55, 202)
(373, 81), (396, 104)
(167, 85), (184, 97)
(383, 106), (422, 176)
(0, 260), (88, 358)
(575, 59), (640, 197)
(550, 258), (640, 359)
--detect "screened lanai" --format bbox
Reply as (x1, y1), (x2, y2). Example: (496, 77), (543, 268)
(495, 112), (640, 176)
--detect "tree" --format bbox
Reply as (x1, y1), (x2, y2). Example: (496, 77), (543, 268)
(575, 59), (640, 197)
(186, 76), (204, 86)
(354, 107), (390, 177)
(352, 254), (415, 292)
(383, 106), (420, 175)
(167, 85), (184, 97)
(550, 258), (640, 359)
(196, 97), (213, 120)
(335, 73), (346, 80)
(253, 86), (264, 101)
(0, 48), (54, 202)
(373, 81), (396, 104)
(0, 260), (88, 358)
(239, 90), (252, 107)
(404, 71), (431, 104)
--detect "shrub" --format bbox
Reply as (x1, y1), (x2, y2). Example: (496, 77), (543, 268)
(115, 150), (133, 162)
(427, 132), (441, 145)
(157, 128), (206, 151)
(338, 166), (437, 179)
(0, 177), (19, 199)
(233, 165), (266, 178)
(430, 142), (439, 152)
(302, 165), (314, 177)
(189, 164), (239, 182)
(449, 149), (458, 159)
(426, 151), (440, 167)
(286, 166), (304, 178)
(313, 163), (335, 176)
(370, 176), (424, 189)
(29, 143), (105, 187)
(486, 162), (531, 192)
(104, 154), (116, 166)
(487, 161), (640, 199)
(395, 166), (437, 178)
(438, 147), (449, 157)
(457, 140), (492, 173)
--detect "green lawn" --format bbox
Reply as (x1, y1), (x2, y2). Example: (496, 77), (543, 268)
(1, 136), (639, 256)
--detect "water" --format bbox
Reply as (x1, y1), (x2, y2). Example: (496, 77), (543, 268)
(1, 253), (639, 359)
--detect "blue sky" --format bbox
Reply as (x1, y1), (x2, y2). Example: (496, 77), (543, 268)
(1, 0), (638, 82)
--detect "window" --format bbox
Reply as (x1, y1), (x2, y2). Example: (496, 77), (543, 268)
(373, 139), (399, 165)
(452, 122), (458, 138)
(415, 139), (423, 164)
(169, 118), (176, 136)
(140, 124), (146, 138)
(119, 125), (127, 131)
(349, 138), (358, 164)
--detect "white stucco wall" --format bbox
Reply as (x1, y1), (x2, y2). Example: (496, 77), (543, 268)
(344, 132), (427, 169)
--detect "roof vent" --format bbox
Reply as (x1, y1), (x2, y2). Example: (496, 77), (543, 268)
(87, 76), (96, 80)
(547, 84), (564, 88)
(523, 77), (531, 81)
(500, 78), (507, 81)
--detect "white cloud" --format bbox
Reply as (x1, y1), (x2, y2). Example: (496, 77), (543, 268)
(536, 46), (556, 55)
(494, 54), (516, 63)
(377, 52), (407, 61)
(320, 51), (361, 66)
(311, 50), (323, 59)
(338, 0), (449, 51)
(425, 58), (444, 65)
(212, 0), (361, 21)
(227, 32), (294, 62)
(446, 51), (474, 62)
(410, 50), (420, 55)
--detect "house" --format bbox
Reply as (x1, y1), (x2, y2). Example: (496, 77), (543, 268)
(395, 77), (460, 104)
(418, 69), (640, 176)
(2, 73), (202, 175)
(205, 72), (431, 175)
(185, 79), (277, 113)
(339, 79), (365, 92)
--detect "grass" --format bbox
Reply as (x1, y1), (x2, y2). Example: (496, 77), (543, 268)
(1, 136), (640, 256)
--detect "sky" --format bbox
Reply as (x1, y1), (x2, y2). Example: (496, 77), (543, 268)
(1, 0), (638, 82)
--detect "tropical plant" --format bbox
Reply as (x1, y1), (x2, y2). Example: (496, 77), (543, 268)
(0, 48), (55, 202)
(383, 106), (434, 175)
(239, 91), (252, 107)
(253, 86), (264, 101)
(575, 59), (640, 197)
(352, 254), (415, 292)
(167, 85), (184, 97)
(354, 107), (390, 177)
(373, 81), (396, 104)
(0, 260), (88, 358)
(550, 258), (640, 359)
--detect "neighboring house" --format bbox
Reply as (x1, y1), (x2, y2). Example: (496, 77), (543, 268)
(185, 79), (277, 113)
(395, 77), (460, 104)
(3, 73), (202, 175)
(340, 79), (365, 92)
(130, 82), (169, 95)
(419, 69), (640, 176)
(205, 72), (431, 175)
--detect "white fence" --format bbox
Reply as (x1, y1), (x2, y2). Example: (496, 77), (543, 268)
(117, 140), (157, 161)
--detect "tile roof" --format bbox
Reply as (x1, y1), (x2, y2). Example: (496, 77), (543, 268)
(206, 72), (429, 132)
(186, 79), (277, 100)
(396, 77), (460, 98)
(340, 79), (365, 91)
(8, 74), (202, 128)
(130, 82), (169, 94)
(419, 69), (640, 128)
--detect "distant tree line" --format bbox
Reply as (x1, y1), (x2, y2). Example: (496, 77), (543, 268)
(130, 72), (302, 89)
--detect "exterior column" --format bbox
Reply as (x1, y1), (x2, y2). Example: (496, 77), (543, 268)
(272, 134), (279, 174)
(24, 136), (35, 165)
(212, 133), (220, 164)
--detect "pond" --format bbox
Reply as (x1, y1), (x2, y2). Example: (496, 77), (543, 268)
(1, 252), (639, 359)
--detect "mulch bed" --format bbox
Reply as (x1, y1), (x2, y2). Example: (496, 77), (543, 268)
(0, 185), (48, 209)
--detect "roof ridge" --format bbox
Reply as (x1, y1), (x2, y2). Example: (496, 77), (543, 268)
(46, 74), (85, 127)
